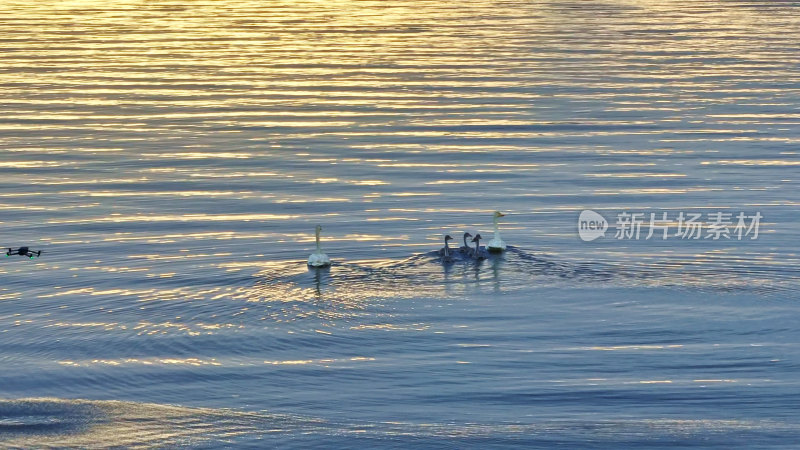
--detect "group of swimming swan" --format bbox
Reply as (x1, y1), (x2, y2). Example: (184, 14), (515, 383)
(308, 211), (507, 268)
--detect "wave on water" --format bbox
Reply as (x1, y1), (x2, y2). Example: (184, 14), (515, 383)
(245, 247), (799, 307)
(0, 397), (322, 448)
(1, 398), (797, 448)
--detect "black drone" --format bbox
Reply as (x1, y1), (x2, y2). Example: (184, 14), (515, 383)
(6, 247), (42, 258)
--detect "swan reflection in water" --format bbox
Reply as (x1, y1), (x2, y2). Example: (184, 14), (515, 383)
(439, 246), (508, 295)
(308, 264), (331, 299)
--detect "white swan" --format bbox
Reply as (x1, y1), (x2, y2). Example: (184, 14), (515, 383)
(486, 211), (507, 253)
(307, 225), (331, 267)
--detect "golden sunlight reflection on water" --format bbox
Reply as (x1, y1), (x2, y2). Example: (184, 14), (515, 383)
(0, 2), (799, 443)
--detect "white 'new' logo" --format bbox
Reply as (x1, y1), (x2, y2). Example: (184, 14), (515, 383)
(578, 210), (608, 242)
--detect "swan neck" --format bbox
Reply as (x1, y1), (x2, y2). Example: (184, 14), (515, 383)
(315, 229), (321, 253)
(493, 216), (501, 239)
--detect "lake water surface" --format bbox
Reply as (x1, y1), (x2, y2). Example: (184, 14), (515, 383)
(1, 0), (799, 447)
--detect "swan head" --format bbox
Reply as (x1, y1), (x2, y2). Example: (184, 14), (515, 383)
(315, 224), (322, 234)
(471, 234), (482, 242)
(444, 235), (453, 241)
(493, 211), (505, 219)
(463, 232), (472, 239)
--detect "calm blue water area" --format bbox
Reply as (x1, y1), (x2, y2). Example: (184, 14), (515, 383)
(1, 0), (799, 447)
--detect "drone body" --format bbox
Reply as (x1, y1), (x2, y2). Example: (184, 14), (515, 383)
(6, 247), (42, 258)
